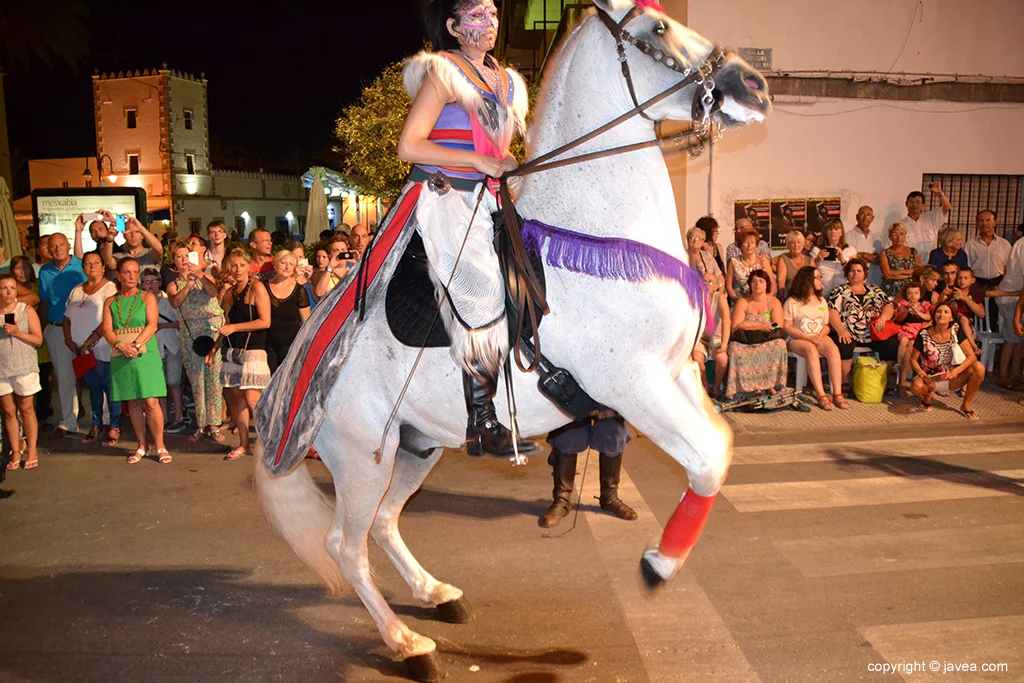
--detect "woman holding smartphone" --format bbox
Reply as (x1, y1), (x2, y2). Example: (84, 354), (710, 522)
(166, 240), (226, 443)
(909, 301), (986, 418)
(0, 274), (44, 470)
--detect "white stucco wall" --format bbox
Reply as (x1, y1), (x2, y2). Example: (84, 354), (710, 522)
(686, 0), (1024, 77)
(680, 98), (1024, 238)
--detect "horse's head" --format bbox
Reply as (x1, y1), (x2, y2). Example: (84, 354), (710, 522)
(590, 0), (771, 129)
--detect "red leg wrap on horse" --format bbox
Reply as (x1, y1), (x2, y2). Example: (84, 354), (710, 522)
(659, 489), (717, 559)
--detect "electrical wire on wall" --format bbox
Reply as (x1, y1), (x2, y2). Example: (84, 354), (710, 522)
(773, 102), (1020, 118)
(884, 0), (924, 75)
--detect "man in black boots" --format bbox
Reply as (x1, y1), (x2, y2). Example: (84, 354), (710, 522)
(539, 411), (638, 528)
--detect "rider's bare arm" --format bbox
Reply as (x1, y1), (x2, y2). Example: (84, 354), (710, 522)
(397, 72), (498, 176)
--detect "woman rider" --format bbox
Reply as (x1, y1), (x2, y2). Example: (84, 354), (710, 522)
(396, 0), (533, 457)
(256, 0), (534, 467)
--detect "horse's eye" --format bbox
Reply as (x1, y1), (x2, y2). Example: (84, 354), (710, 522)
(654, 21), (667, 35)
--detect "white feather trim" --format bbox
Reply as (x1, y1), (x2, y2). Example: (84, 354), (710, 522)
(403, 50), (528, 152)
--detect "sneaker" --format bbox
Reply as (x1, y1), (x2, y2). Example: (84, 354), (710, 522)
(166, 420), (189, 434)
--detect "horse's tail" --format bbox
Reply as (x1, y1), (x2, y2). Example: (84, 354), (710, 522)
(253, 442), (347, 597)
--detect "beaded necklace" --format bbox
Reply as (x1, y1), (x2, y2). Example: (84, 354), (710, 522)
(114, 290), (139, 328)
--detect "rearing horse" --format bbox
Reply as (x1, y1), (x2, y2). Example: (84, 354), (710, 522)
(254, 0), (770, 679)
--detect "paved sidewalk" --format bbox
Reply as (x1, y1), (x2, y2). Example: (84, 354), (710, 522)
(724, 382), (1023, 439)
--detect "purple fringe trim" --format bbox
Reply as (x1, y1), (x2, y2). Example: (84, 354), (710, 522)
(521, 219), (714, 334)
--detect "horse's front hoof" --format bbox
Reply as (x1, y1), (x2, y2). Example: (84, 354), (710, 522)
(405, 650), (446, 682)
(436, 596), (474, 623)
(639, 554), (668, 593)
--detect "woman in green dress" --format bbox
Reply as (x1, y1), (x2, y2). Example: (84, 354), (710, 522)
(102, 257), (170, 464)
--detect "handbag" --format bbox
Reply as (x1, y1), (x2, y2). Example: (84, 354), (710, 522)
(732, 327), (786, 345)
(72, 350), (97, 379)
(951, 326), (968, 365)
(869, 316), (900, 342)
(111, 327), (148, 357)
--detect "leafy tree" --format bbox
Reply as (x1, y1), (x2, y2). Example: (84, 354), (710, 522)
(335, 59), (537, 200)
(334, 62), (410, 200)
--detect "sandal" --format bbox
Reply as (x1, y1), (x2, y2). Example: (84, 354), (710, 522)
(209, 426), (226, 443)
(23, 454), (38, 470)
(6, 449), (24, 470)
(832, 394), (849, 409)
(188, 428), (206, 443)
(921, 397), (933, 412)
(81, 427), (101, 444)
(104, 428), (121, 447)
(959, 407), (979, 421)
(157, 448), (172, 464)
(224, 447), (249, 461)
(815, 394), (834, 411)
(127, 448), (149, 464)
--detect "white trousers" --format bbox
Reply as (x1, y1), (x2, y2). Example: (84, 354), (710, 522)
(44, 324), (80, 432)
(416, 181), (508, 376)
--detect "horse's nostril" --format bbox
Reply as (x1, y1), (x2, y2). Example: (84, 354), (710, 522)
(743, 76), (762, 90)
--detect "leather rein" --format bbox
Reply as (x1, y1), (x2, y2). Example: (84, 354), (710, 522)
(499, 6), (730, 373)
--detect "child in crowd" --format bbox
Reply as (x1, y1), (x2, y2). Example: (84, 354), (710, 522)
(894, 282), (932, 397)
(142, 269), (187, 433)
(942, 266), (985, 356)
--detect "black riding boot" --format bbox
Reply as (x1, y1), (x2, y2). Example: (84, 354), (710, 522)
(539, 449), (577, 528)
(599, 453), (638, 521)
(464, 363), (537, 457)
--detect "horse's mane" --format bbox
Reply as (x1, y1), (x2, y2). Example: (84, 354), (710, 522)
(527, 8), (596, 153)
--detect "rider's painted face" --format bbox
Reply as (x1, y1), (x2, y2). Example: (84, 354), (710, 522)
(452, 0), (498, 50)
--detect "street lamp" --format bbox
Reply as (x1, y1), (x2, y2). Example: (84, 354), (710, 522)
(82, 154), (118, 185)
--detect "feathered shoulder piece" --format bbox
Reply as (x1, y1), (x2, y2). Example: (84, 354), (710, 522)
(403, 50), (529, 144)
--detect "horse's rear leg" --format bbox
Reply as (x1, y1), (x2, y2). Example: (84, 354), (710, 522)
(371, 447), (473, 623)
(325, 443), (445, 682)
(622, 360), (733, 588)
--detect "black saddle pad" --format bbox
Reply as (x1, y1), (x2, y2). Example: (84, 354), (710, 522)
(386, 231), (451, 348)
(385, 228), (547, 349)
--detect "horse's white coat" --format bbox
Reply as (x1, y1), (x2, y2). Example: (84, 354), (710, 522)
(256, 0), (769, 664)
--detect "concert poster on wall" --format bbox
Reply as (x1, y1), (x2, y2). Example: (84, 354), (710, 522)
(733, 199), (771, 247)
(769, 199), (807, 248)
(806, 197), (842, 246)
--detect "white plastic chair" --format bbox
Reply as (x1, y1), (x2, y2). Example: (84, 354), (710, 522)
(975, 313), (1003, 372)
(790, 346), (876, 393)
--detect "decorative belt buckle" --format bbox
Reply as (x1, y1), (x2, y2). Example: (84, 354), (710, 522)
(427, 172), (451, 196)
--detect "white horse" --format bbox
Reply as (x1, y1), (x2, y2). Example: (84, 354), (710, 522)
(254, 0), (770, 679)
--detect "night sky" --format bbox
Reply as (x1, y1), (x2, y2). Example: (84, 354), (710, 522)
(4, 0), (427, 193)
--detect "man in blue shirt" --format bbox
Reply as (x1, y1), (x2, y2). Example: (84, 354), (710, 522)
(38, 232), (86, 437)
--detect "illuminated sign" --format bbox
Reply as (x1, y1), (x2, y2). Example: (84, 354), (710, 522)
(32, 188), (148, 252)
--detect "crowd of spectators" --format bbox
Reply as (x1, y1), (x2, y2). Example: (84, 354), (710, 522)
(2, 214), (369, 472)
(689, 182), (1024, 419)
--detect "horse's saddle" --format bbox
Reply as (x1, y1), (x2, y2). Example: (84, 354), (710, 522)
(385, 214), (548, 349)
(385, 212), (603, 420)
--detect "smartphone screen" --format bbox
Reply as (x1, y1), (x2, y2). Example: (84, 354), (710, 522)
(298, 257), (309, 268)
(115, 214), (128, 232)
(3, 313), (14, 325)
(187, 251), (200, 266)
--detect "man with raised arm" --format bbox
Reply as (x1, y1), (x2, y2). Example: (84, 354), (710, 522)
(900, 181), (951, 257)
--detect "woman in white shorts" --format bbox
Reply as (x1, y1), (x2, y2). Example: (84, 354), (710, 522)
(0, 274), (45, 470)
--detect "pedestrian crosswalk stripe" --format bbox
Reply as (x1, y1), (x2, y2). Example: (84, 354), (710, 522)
(733, 434), (1020, 466)
(580, 460), (761, 682)
(861, 615), (1024, 681)
(774, 524), (1024, 577)
(720, 469), (1024, 512)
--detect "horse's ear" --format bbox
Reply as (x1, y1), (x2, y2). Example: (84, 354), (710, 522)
(591, 0), (635, 14)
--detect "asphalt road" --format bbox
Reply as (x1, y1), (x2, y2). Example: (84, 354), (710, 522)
(1, 422), (1022, 682)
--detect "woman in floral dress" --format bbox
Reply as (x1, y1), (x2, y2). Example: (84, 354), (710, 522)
(166, 241), (226, 442)
(879, 222), (923, 299)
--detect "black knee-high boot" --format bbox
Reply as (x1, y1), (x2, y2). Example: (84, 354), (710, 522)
(463, 361), (536, 457)
(539, 449), (577, 528)
(598, 453), (638, 521)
